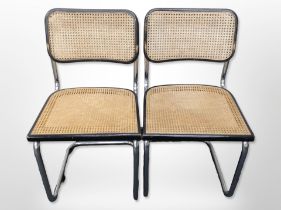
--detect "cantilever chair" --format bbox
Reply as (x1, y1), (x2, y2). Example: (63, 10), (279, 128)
(143, 8), (254, 197)
(27, 9), (140, 201)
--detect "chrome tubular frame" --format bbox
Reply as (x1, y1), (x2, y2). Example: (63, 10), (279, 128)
(220, 61), (229, 88)
(36, 50), (140, 202)
(142, 9), (251, 199)
(144, 58), (150, 92)
(34, 140), (139, 201)
(143, 57), (250, 198)
(133, 140), (139, 200)
(143, 141), (249, 197)
(52, 58), (139, 94)
(143, 58), (150, 197)
(51, 60), (60, 91)
(31, 9), (141, 202)
(143, 140), (150, 197)
(205, 141), (249, 197)
(145, 59), (230, 90)
(133, 59), (139, 96)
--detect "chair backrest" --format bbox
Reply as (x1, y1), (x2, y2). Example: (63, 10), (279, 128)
(144, 8), (238, 63)
(45, 9), (139, 64)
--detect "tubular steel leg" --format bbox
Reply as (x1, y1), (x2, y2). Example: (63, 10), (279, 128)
(143, 140), (150, 197)
(205, 141), (249, 197)
(133, 140), (139, 200)
(33, 140), (135, 202)
(33, 141), (75, 202)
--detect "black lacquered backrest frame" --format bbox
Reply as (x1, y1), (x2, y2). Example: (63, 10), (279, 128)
(144, 8), (238, 63)
(45, 8), (139, 64)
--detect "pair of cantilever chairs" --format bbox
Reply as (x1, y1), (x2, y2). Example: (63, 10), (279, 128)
(27, 8), (254, 202)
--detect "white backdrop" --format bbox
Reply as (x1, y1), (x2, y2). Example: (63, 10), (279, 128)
(0, 0), (280, 209)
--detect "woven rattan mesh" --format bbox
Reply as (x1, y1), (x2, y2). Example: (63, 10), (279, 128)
(47, 10), (137, 63)
(31, 88), (139, 135)
(145, 10), (237, 62)
(145, 85), (251, 136)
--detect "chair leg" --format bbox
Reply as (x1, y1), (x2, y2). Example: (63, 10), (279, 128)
(33, 141), (75, 202)
(143, 140), (150, 197)
(133, 140), (139, 200)
(205, 141), (249, 197)
(34, 140), (137, 201)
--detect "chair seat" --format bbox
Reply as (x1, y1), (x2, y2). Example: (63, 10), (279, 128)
(144, 85), (254, 141)
(28, 88), (140, 141)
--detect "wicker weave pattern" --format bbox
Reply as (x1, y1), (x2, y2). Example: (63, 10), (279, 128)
(31, 88), (139, 135)
(145, 85), (251, 135)
(145, 10), (236, 62)
(47, 10), (137, 62)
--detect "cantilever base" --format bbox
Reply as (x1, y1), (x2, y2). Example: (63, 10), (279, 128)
(143, 141), (249, 197)
(205, 141), (249, 197)
(33, 140), (139, 202)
